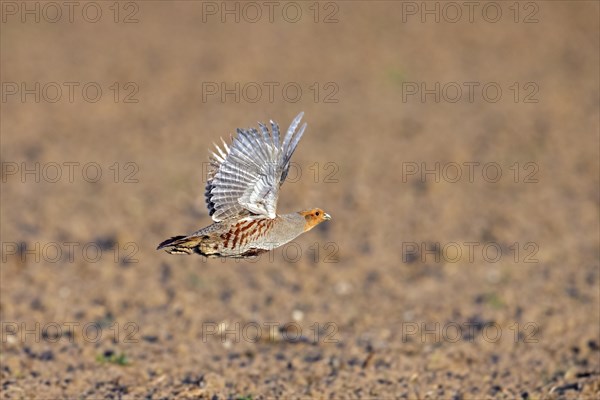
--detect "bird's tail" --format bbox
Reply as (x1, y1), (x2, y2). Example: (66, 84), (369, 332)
(156, 235), (206, 255)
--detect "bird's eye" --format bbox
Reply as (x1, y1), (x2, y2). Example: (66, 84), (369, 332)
(316, 211), (320, 216)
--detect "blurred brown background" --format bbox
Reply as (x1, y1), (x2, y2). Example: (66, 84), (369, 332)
(1, 1), (599, 398)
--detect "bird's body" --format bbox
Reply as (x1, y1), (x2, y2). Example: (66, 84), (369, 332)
(158, 112), (331, 258)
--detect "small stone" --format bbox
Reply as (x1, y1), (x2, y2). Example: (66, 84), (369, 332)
(292, 309), (304, 322)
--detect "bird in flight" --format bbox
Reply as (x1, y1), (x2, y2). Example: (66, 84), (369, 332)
(157, 112), (331, 258)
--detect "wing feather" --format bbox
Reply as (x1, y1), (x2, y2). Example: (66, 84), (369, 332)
(205, 112), (307, 221)
(270, 120), (280, 149)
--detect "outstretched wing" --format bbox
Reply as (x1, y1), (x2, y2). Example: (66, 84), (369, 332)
(205, 112), (307, 222)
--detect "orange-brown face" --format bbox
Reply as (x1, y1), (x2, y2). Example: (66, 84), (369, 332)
(299, 208), (331, 231)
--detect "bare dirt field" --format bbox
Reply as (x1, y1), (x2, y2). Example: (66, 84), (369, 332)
(1, 1), (599, 398)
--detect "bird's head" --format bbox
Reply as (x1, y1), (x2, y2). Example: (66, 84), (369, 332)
(299, 208), (332, 231)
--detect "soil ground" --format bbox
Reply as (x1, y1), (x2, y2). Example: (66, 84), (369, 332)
(1, 1), (599, 399)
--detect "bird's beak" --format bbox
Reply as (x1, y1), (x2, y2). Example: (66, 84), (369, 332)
(323, 213), (332, 220)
